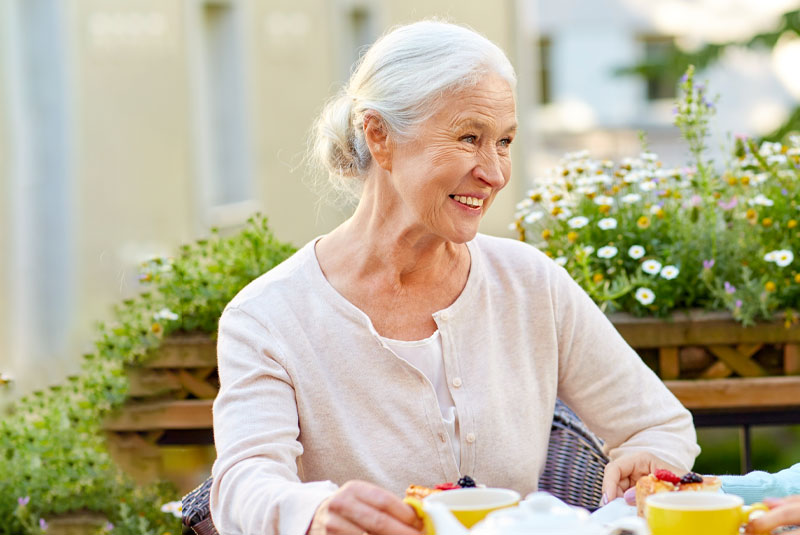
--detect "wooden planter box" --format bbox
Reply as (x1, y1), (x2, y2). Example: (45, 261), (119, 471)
(106, 311), (800, 434)
(610, 310), (800, 412)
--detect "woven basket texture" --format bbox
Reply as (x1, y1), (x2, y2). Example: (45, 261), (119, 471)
(182, 476), (219, 535)
(538, 400), (609, 510)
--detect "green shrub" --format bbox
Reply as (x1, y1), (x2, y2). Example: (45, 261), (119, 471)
(0, 215), (295, 534)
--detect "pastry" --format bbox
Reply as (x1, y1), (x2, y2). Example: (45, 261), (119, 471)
(634, 470), (722, 517)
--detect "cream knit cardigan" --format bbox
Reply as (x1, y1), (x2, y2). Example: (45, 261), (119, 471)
(210, 234), (699, 535)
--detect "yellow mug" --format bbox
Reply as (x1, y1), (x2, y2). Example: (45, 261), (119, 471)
(645, 491), (767, 535)
(404, 487), (520, 531)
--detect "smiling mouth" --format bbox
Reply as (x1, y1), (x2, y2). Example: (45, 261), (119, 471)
(449, 195), (484, 208)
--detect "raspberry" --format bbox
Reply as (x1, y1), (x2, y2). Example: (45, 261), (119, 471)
(457, 476), (476, 488)
(654, 469), (681, 484)
(434, 482), (460, 491)
(679, 472), (704, 484)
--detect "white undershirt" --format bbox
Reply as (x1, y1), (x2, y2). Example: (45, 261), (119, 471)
(379, 330), (460, 469)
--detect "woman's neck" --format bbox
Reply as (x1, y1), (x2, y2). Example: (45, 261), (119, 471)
(317, 183), (468, 288)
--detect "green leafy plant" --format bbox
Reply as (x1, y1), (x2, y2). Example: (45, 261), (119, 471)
(512, 66), (799, 326)
(0, 215), (295, 534)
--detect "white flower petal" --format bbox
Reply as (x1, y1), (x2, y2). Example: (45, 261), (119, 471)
(635, 288), (656, 305)
(628, 245), (645, 259)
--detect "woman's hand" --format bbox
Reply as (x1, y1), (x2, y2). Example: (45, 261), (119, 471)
(307, 480), (424, 535)
(601, 452), (684, 504)
(745, 496), (800, 534)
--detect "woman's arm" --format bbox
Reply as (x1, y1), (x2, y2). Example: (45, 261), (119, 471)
(722, 463), (800, 504)
(549, 265), (700, 499)
(211, 306), (338, 535)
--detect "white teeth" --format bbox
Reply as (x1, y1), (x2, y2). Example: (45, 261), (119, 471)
(453, 195), (483, 207)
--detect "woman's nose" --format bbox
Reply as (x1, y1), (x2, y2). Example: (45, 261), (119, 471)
(472, 153), (506, 188)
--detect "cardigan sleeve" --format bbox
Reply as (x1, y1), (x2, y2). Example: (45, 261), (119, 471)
(720, 463), (800, 504)
(549, 264), (701, 472)
(210, 306), (338, 535)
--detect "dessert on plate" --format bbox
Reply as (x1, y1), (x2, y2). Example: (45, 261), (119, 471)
(404, 476), (479, 500)
(634, 470), (721, 517)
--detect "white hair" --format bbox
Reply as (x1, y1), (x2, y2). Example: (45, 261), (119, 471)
(311, 19), (517, 201)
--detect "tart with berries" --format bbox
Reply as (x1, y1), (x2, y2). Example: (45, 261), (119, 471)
(634, 470), (721, 517)
(404, 476), (478, 500)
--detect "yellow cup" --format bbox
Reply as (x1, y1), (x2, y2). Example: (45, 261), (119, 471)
(405, 488), (520, 531)
(645, 491), (767, 535)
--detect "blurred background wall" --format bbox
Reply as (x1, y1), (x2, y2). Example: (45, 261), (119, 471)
(1, 0), (799, 403)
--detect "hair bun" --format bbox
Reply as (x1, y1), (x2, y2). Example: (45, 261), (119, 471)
(313, 93), (366, 180)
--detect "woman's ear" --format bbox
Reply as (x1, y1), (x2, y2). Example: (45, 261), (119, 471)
(363, 114), (392, 171)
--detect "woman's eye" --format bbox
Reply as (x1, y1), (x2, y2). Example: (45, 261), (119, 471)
(499, 138), (512, 148)
(461, 135), (477, 144)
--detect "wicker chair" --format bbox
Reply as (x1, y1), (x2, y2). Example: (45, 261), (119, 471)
(538, 399), (609, 510)
(181, 399), (607, 534)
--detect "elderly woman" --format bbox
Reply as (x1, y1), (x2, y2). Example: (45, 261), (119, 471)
(210, 20), (699, 535)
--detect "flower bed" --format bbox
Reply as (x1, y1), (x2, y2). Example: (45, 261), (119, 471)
(512, 66), (799, 326)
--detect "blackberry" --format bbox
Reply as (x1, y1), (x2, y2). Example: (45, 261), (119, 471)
(457, 475), (476, 488)
(679, 472), (703, 484)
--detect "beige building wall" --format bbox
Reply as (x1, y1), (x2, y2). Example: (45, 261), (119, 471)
(75, 0), (196, 339)
(1, 0), (521, 398)
(0, 2), (10, 392)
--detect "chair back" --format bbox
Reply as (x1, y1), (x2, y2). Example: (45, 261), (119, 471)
(538, 399), (609, 510)
(182, 476), (219, 535)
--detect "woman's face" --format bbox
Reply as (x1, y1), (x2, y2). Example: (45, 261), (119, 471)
(385, 72), (517, 244)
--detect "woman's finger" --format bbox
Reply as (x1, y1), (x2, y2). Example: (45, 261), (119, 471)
(357, 493), (423, 532)
(623, 486), (637, 506)
(331, 481), (422, 535)
(746, 503), (800, 534)
(337, 499), (422, 535)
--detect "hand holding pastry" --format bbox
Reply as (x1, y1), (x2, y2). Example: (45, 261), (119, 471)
(308, 480), (423, 535)
(601, 451), (685, 505)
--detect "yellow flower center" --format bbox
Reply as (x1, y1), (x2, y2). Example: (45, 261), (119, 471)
(765, 281), (777, 292)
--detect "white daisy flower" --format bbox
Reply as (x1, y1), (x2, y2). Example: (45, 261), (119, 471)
(524, 211), (545, 224)
(641, 152), (658, 162)
(659, 265), (680, 280)
(748, 194), (774, 207)
(568, 216), (590, 229)
(516, 198), (534, 210)
(635, 287), (656, 305)
(767, 154), (788, 165)
(597, 246), (618, 259)
(594, 174), (613, 186)
(639, 181), (656, 192)
(507, 222), (518, 231)
(642, 259), (662, 275)
(598, 218), (618, 230)
(0, 372), (12, 385)
(649, 205), (663, 215)
(554, 256), (568, 267)
(628, 245), (645, 259)
(576, 186), (597, 195)
(556, 207), (573, 220)
(160, 501), (182, 518)
(153, 308), (179, 321)
(583, 246), (595, 256)
(623, 171), (643, 184)
(764, 251), (779, 262)
(775, 250), (794, 267)
(621, 193), (642, 204)
(594, 195), (614, 206)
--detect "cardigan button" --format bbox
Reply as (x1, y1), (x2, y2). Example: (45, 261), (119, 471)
(439, 311), (450, 321)
(452, 377), (462, 388)
(466, 433), (476, 444)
